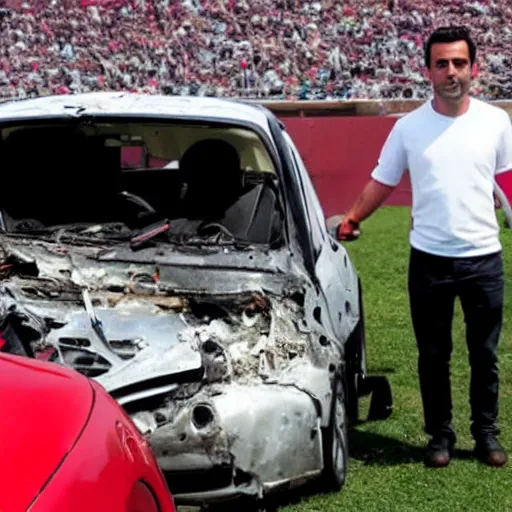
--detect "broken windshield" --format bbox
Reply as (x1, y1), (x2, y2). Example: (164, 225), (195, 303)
(0, 119), (284, 248)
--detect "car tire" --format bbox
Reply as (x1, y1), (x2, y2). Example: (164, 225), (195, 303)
(320, 373), (348, 492)
(344, 279), (367, 426)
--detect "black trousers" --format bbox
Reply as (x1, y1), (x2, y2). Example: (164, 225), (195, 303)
(408, 247), (504, 442)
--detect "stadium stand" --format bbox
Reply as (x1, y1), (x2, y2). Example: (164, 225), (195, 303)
(0, 0), (510, 100)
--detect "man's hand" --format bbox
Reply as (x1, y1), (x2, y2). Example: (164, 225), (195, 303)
(332, 179), (394, 242)
(336, 216), (361, 241)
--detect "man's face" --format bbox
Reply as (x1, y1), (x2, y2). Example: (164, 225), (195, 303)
(427, 40), (476, 101)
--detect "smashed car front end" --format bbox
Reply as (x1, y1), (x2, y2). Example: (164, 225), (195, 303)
(0, 238), (339, 504)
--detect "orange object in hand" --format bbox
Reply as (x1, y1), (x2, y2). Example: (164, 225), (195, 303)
(336, 217), (361, 242)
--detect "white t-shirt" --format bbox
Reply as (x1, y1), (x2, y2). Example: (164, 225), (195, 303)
(371, 98), (512, 257)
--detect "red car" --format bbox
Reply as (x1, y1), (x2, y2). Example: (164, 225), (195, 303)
(0, 352), (177, 512)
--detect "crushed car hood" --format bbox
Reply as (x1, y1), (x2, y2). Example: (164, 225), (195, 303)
(0, 237), (319, 400)
(45, 306), (203, 398)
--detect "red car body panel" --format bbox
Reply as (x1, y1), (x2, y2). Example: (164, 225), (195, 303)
(0, 353), (176, 512)
(0, 353), (94, 512)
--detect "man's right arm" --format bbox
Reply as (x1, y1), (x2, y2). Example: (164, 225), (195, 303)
(337, 179), (395, 241)
(337, 120), (407, 241)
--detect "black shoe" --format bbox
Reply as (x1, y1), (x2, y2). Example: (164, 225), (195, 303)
(474, 437), (508, 467)
(424, 436), (454, 467)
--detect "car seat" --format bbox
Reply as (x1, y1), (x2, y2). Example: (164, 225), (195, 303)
(179, 139), (243, 220)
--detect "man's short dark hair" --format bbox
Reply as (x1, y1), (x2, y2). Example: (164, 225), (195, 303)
(424, 26), (476, 68)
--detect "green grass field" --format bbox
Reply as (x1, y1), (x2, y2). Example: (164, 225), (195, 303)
(282, 206), (512, 512)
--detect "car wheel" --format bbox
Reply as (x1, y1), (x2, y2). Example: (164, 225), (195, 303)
(320, 374), (348, 492)
(345, 279), (367, 425)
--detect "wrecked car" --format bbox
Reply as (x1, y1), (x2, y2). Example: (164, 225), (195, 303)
(0, 92), (392, 510)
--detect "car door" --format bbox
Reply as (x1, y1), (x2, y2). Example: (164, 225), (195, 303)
(282, 131), (360, 344)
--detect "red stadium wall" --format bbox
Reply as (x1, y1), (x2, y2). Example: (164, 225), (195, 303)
(280, 116), (412, 218)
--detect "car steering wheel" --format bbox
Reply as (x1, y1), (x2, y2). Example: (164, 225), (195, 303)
(118, 191), (156, 215)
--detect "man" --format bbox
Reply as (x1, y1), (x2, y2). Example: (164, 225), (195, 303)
(338, 26), (512, 468)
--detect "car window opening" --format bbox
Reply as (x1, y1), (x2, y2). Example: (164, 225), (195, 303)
(0, 121), (284, 247)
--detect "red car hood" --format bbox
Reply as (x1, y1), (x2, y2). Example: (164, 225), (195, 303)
(0, 354), (94, 512)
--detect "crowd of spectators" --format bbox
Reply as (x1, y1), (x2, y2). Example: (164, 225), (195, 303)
(0, 0), (511, 101)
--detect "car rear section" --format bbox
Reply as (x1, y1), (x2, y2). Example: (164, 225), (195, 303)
(28, 377), (176, 512)
(0, 353), (94, 512)
(0, 353), (176, 512)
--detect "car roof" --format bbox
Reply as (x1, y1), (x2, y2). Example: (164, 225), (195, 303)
(0, 92), (274, 136)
